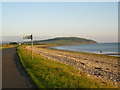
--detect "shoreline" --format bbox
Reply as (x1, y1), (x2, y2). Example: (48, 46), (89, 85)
(48, 47), (119, 58)
(48, 43), (120, 57)
(26, 45), (119, 86)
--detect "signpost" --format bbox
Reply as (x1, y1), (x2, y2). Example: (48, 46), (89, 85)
(23, 34), (33, 59)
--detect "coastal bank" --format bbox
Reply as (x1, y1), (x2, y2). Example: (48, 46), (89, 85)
(22, 45), (119, 88)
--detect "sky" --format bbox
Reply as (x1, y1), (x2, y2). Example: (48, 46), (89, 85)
(1, 2), (118, 42)
(1, 0), (119, 2)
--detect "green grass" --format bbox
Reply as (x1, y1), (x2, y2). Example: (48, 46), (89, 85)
(18, 45), (116, 88)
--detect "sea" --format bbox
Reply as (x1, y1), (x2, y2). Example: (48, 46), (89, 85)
(50, 43), (120, 57)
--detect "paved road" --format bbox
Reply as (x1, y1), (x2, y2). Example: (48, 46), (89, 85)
(2, 47), (36, 88)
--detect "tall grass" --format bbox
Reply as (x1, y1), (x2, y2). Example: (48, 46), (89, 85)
(18, 46), (116, 88)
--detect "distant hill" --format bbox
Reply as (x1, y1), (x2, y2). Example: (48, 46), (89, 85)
(33, 37), (97, 45)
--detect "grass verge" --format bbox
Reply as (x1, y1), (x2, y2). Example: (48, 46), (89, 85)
(17, 45), (116, 88)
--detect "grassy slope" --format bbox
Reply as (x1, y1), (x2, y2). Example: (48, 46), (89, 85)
(33, 37), (97, 45)
(18, 46), (116, 88)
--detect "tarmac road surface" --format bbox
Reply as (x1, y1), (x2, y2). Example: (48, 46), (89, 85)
(2, 47), (36, 88)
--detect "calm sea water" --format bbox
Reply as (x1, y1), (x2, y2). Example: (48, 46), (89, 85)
(50, 43), (120, 57)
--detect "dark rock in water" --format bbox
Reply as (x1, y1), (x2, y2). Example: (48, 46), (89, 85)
(106, 68), (109, 70)
(94, 67), (102, 69)
(96, 61), (99, 63)
(94, 72), (101, 76)
(81, 62), (85, 65)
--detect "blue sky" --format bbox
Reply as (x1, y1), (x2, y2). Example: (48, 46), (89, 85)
(1, 2), (118, 42)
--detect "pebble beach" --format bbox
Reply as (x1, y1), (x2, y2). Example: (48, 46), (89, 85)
(26, 45), (119, 86)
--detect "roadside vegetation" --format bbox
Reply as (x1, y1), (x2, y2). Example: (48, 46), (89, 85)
(17, 45), (116, 88)
(0, 44), (18, 49)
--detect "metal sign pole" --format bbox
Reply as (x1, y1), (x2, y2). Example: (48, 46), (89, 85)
(31, 34), (33, 60)
(22, 34), (33, 60)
